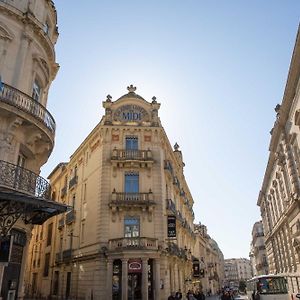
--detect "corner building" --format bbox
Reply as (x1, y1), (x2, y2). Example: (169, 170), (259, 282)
(27, 86), (201, 299)
(0, 1), (66, 299)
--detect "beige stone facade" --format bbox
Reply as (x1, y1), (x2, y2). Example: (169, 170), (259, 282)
(257, 26), (300, 293)
(224, 258), (252, 288)
(249, 221), (268, 276)
(25, 87), (224, 299)
(0, 1), (66, 299)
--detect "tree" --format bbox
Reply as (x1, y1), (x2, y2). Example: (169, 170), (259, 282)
(239, 280), (247, 293)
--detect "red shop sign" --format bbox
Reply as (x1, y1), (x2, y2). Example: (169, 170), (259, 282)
(128, 259), (142, 273)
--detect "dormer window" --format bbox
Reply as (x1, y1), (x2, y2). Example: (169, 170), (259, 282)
(32, 80), (41, 101)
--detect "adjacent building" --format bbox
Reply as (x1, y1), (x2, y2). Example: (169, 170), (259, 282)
(249, 221), (268, 276)
(24, 86), (224, 299)
(224, 258), (252, 288)
(257, 26), (300, 293)
(0, 1), (67, 299)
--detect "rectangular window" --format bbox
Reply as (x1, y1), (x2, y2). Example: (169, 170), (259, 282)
(43, 253), (50, 277)
(53, 271), (59, 295)
(46, 223), (53, 246)
(32, 80), (41, 101)
(124, 217), (140, 238)
(17, 153), (26, 168)
(81, 222), (85, 243)
(125, 136), (138, 150)
(125, 172), (139, 193)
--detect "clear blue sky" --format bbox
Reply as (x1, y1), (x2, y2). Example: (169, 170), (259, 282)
(43, 1), (300, 259)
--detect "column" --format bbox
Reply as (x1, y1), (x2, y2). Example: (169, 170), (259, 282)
(122, 258), (128, 300)
(107, 259), (113, 298)
(0, 264), (6, 300)
(142, 258), (148, 300)
(174, 262), (179, 292)
(154, 259), (161, 300)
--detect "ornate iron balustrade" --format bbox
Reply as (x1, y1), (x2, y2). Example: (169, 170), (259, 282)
(111, 149), (152, 161)
(0, 82), (55, 134)
(108, 237), (158, 251)
(112, 192), (153, 202)
(0, 159), (51, 199)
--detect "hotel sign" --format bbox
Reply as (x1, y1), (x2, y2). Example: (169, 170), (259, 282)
(113, 105), (149, 123)
(128, 259), (142, 273)
(167, 216), (176, 238)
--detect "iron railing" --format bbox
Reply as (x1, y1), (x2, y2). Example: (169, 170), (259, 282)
(112, 192), (153, 202)
(111, 149), (152, 161)
(108, 237), (158, 251)
(68, 176), (78, 189)
(0, 159), (51, 199)
(166, 199), (176, 214)
(62, 249), (72, 261)
(0, 82), (55, 134)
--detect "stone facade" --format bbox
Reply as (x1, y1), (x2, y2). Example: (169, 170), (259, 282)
(24, 86), (224, 300)
(257, 26), (300, 293)
(249, 221), (268, 276)
(0, 1), (66, 299)
(224, 258), (252, 288)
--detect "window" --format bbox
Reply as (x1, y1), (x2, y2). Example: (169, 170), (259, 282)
(126, 136), (138, 150)
(81, 222), (85, 242)
(124, 217), (140, 238)
(17, 153), (26, 168)
(43, 253), (50, 277)
(32, 80), (41, 101)
(72, 194), (76, 208)
(46, 223), (53, 246)
(43, 22), (49, 35)
(125, 172), (139, 193)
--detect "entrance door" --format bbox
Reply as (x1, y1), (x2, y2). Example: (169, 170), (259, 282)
(128, 273), (142, 300)
(66, 272), (71, 299)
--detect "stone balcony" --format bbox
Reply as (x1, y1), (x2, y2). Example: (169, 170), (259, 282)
(0, 82), (56, 146)
(111, 148), (154, 169)
(108, 237), (158, 252)
(109, 192), (156, 221)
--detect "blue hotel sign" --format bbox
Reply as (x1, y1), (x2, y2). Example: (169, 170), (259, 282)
(114, 105), (149, 123)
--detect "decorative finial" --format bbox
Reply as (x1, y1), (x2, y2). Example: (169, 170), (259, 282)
(127, 84), (136, 93)
(106, 94), (112, 102)
(275, 104), (281, 113)
(174, 143), (179, 151)
(152, 96), (157, 103)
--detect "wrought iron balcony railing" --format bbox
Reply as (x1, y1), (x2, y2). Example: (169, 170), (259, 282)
(112, 192), (153, 202)
(0, 159), (51, 199)
(55, 252), (62, 264)
(0, 82), (56, 134)
(111, 149), (153, 161)
(108, 237), (158, 251)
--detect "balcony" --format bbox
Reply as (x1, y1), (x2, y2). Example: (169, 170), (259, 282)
(0, 82), (55, 142)
(62, 249), (73, 262)
(65, 210), (76, 225)
(108, 237), (158, 251)
(68, 176), (78, 189)
(111, 149), (154, 169)
(0, 159), (51, 199)
(110, 192), (155, 208)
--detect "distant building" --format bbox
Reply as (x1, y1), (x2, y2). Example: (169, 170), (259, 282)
(249, 221), (268, 276)
(0, 1), (66, 299)
(257, 26), (300, 294)
(224, 258), (252, 288)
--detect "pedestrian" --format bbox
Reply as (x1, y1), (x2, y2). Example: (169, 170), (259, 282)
(168, 292), (176, 300)
(175, 290), (183, 299)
